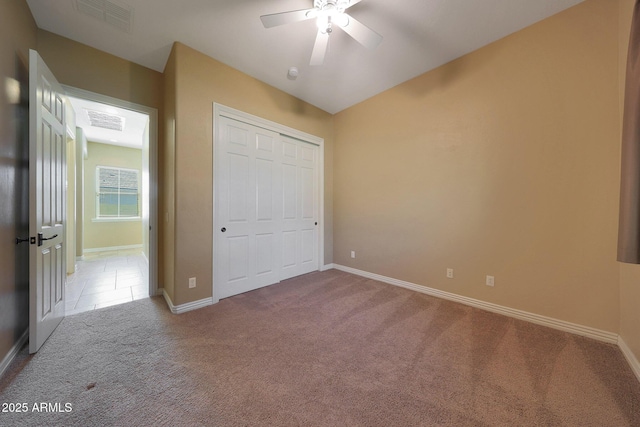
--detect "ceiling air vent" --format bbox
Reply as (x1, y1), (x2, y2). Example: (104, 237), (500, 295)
(86, 109), (125, 132)
(75, 0), (134, 34)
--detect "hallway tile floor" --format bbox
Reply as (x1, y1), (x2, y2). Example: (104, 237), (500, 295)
(65, 249), (149, 316)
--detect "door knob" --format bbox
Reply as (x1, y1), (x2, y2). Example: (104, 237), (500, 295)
(15, 237), (29, 244)
(221, 227), (226, 232)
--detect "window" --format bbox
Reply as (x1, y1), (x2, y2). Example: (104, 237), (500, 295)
(96, 166), (140, 218)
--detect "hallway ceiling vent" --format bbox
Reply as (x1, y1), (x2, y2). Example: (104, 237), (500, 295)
(85, 109), (125, 132)
(75, 0), (134, 34)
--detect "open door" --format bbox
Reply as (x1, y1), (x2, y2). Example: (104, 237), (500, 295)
(29, 49), (66, 354)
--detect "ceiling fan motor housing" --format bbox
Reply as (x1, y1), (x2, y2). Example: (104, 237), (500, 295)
(314, 0), (350, 14)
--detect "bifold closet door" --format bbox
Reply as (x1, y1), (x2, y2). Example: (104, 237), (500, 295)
(215, 116), (319, 300)
(216, 117), (282, 300)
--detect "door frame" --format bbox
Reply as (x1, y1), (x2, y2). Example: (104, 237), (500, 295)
(212, 103), (325, 303)
(63, 85), (159, 297)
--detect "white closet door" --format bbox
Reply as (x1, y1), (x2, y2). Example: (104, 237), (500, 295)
(216, 117), (282, 300)
(281, 136), (319, 280)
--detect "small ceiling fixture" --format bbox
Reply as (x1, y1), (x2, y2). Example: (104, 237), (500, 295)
(287, 67), (299, 80)
(261, 0), (382, 66)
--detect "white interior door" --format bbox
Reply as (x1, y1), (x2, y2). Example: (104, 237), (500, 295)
(29, 49), (66, 354)
(216, 117), (282, 300)
(280, 136), (319, 280)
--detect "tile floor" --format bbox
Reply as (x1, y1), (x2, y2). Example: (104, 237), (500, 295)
(65, 249), (149, 316)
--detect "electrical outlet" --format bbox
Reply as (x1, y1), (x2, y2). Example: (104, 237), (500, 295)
(351, 251), (356, 259)
(189, 277), (196, 288)
(486, 275), (495, 287)
(446, 268), (454, 279)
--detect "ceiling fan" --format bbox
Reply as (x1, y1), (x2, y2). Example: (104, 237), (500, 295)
(260, 0), (383, 66)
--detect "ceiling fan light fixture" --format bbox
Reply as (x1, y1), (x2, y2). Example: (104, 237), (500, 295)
(316, 13), (330, 31)
(316, 5), (348, 32)
(333, 13), (349, 28)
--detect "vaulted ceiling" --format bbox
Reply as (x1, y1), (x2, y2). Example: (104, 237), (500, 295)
(26, 0), (584, 114)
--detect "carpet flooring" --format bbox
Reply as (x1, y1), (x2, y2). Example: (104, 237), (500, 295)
(1, 269), (639, 426)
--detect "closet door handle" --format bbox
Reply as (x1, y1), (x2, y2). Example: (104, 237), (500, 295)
(221, 227), (226, 233)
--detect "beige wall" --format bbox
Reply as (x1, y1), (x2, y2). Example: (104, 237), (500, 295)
(0, 0), (37, 369)
(75, 127), (87, 257)
(618, 0), (640, 365)
(619, 264), (640, 357)
(36, 30), (163, 113)
(83, 141), (143, 250)
(334, 0), (621, 332)
(66, 135), (76, 272)
(167, 42), (334, 306)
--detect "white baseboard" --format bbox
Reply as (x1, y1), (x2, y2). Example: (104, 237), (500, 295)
(162, 289), (213, 314)
(333, 264), (619, 344)
(0, 329), (28, 379)
(83, 244), (143, 254)
(321, 263), (335, 271)
(618, 336), (640, 383)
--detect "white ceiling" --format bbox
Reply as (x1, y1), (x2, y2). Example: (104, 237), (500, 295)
(68, 96), (148, 149)
(27, 0), (584, 114)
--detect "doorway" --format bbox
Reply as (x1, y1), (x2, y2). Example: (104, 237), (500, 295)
(63, 87), (158, 315)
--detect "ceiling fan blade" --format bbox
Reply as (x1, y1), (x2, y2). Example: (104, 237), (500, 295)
(310, 30), (330, 66)
(340, 14), (383, 50)
(344, 0), (364, 9)
(260, 8), (316, 28)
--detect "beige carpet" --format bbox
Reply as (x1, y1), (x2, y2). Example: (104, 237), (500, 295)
(1, 269), (639, 426)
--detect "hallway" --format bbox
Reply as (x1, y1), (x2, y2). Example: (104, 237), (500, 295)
(65, 249), (149, 316)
